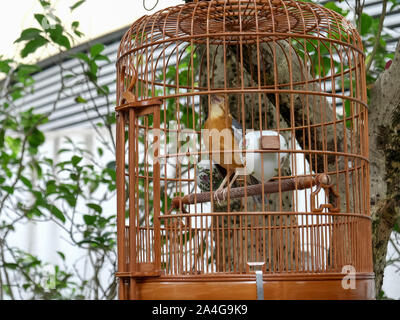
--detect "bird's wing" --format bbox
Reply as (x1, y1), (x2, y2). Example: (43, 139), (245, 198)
(230, 116), (243, 143)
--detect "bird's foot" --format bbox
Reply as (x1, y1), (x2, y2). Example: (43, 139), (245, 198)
(214, 187), (229, 206)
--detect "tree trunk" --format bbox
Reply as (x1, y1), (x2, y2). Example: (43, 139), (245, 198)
(369, 40), (400, 297)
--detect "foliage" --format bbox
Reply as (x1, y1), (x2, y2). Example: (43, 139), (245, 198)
(321, 0), (396, 84)
(0, 0), (117, 300)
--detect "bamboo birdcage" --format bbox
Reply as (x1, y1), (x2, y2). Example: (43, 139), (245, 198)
(115, 0), (374, 300)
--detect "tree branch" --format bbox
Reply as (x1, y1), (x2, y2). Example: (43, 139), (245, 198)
(366, 0), (388, 73)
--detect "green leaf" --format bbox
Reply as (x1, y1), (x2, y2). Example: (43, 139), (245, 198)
(21, 36), (49, 58)
(106, 161), (116, 170)
(86, 70), (97, 82)
(87, 203), (102, 214)
(11, 88), (23, 101)
(58, 35), (71, 50)
(28, 208), (44, 218)
(73, 29), (84, 38)
(389, 0), (400, 11)
(75, 96), (87, 104)
(71, 156), (83, 166)
(20, 176), (33, 189)
(89, 181), (99, 194)
(324, 2), (349, 16)
(70, 0), (86, 11)
(39, 0), (51, 7)
(0, 59), (12, 74)
(15, 28), (42, 43)
(27, 129), (45, 151)
(63, 74), (75, 80)
(97, 85), (110, 96)
(88, 60), (99, 78)
(3, 263), (18, 270)
(90, 43), (105, 58)
(59, 192), (77, 207)
(0, 130), (4, 149)
(5, 136), (21, 155)
(74, 52), (90, 63)
(46, 180), (57, 195)
(360, 13), (373, 36)
(17, 64), (41, 77)
(105, 114), (116, 126)
(57, 251), (65, 260)
(83, 214), (96, 225)
(93, 54), (110, 63)
(34, 14), (47, 28)
(47, 24), (71, 49)
(33, 162), (43, 179)
(57, 148), (71, 154)
(1, 186), (14, 194)
(47, 204), (66, 223)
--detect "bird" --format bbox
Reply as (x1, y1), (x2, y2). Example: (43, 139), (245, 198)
(202, 94), (289, 199)
(202, 94), (245, 193)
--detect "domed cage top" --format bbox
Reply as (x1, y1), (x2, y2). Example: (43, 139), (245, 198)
(115, 0), (373, 300)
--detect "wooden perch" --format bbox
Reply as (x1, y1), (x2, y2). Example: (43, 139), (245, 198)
(168, 173), (338, 214)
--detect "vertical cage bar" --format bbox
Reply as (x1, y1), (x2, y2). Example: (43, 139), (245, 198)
(116, 111), (128, 299)
(128, 109), (137, 299)
(153, 106), (162, 271)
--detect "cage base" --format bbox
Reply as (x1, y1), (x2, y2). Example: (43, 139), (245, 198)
(121, 273), (375, 300)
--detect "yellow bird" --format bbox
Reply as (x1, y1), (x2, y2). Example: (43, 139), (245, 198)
(202, 94), (244, 192)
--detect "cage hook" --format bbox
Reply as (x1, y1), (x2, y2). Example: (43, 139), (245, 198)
(311, 174), (340, 213)
(120, 56), (142, 104)
(167, 197), (190, 229)
(143, 0), (159, 11)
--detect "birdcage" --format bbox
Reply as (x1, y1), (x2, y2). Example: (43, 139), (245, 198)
(115, 0), (374, 300)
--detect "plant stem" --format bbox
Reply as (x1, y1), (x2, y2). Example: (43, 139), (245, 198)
(366, 0), (388, 73)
